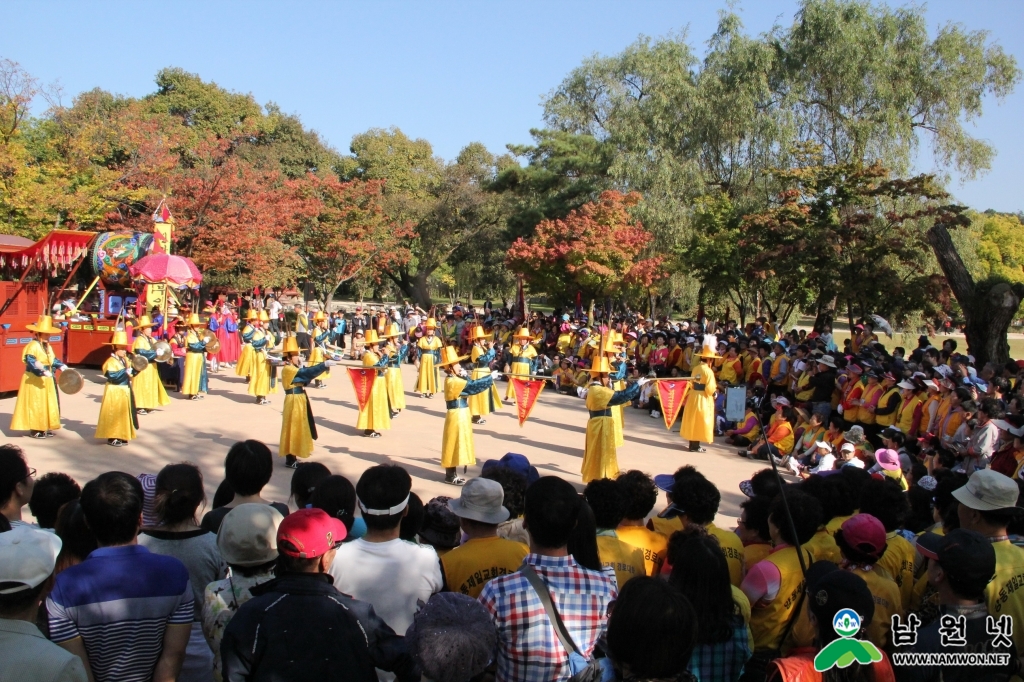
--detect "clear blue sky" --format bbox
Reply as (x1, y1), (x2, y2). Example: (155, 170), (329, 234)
(3, 1), (1022, 211)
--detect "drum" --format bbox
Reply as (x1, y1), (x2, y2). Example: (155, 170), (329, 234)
(153, 341), (172, 363)
(56, 368), (84, 395)
(131, 355), (149, 372)
(205, 337), (221, 355)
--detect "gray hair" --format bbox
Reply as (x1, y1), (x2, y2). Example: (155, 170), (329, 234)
(405, 592), (496, 682)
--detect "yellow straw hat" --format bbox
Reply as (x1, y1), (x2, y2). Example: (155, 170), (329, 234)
(600, 332), (621, 355)
(187, 313), (204, 327)
(470, 325), (488, 341)
(246, 309), (259, 321)
(437, 346), (468, 367)
(364, 329), (381, 345)
(424, 317), (438, 330)
(589, 356), (612, 375)
(313, 310), (327, 322)
(106, 330), (130, 347)
(383, 323), (402, 338)
(513, 326), (532, 340)
(26, 315), (61, 335)
(259, 310), (270, 322)
(281, 336), (301, 355)
(135, 315), (155, 329)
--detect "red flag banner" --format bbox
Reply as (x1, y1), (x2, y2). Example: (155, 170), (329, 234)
(656, 380), (689, 430)
(347, 367), (376, 412)
(511, 378), (545, 427)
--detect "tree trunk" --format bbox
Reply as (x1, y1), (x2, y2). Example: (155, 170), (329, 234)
(387, 268), (433, 310)
(927, 223), (1023, 366)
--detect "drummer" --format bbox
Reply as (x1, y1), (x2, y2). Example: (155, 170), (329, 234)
(10, 315), (67, 439)
(95, 330), (139, 447)
(236, 309), (259, 382)
(131, 315), (170, 415)
(181, 313), (209, 400)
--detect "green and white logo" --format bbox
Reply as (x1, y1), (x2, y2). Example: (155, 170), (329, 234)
(814, 609), (884, 672)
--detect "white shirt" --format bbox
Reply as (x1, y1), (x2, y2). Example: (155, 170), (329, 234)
(329, 538), (442, 634)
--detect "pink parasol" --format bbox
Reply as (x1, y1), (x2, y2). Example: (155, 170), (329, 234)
(129, 253), (202, 287)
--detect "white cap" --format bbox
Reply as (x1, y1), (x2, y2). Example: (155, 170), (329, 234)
(840, 443), (855, 453)
(0, 527), (62, 594)
(897, 380), (916, 390)
(815, 441), (832, 450)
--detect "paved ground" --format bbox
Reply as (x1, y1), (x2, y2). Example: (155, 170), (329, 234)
(0, 362), (766, 527)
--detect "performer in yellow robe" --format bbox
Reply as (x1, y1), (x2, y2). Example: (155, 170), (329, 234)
(181, 313), (209, 400)
(10, 315), (65, 438)
(505, 327), (537, 401)
(604, 332), (628, 448)
(680, 335), (719, 452)
(438, 346), (498, 485)
(248, 311), (278, 404)
(357, 330), (391, 437)
(416, 318), (443, 397)
(307, 311), (331, 388)
(468, 325), (501, 424)
(235, 309), (259, 380)
(95, 330), (138, 447)
(131, 315), (169, 414)
(582, 357), (646, 483)
(276, 336), (335, 468)
(382, 323), (407, 416)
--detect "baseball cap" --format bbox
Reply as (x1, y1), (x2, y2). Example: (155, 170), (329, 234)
(654, 474), (676, 492)
(835, 514), (887, 560)
(217, 503), (284, 567)
(774, 396), (791, 407)
(874, 449), (901, 472)
(897, 380), (916, 390)
(0, 527), (62, 594)
(277, 508), (347, 559)
(840, 443), (855, 454)
(952, 469), (1019, 511)
(917, 529), (996, 597)
(448, 478), (510, 525)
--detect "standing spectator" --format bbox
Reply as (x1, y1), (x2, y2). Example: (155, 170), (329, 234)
(329, 465), (442, 634)
(331, 311), (347, 349)
(221, 508), (417, 682)
(440, 478), (528, 598)
(479, 476), (617, 682)
(614, 470), (668, 576)
(28, 472), (80, 529)
(953, 469), (1024, 656)
(0, 445), (35, 528)
(0, 527), (89, 682)
(349, 306), (368, 347)
(200, 441), (289, 533)
(605, 577), (698, 682)
(405, 592), (497, 682)
(294, 304), (310, 351)
(265, 295), (282, 335)
(583, 479), (645, 589)
(964, 397), (1003, 473)
(669, 535), (751, 682)
(140, 463), (226, 682)
(47, 472), (193, 682)
(202, 504), (283, 682)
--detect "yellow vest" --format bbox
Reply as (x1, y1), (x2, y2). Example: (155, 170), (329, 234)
(987, 540), (1024, 654)
(615, 525), (668, 576)
(858, 384), (883, 425)
(896, 394), (923, 435)
(803, 528), (841, 565)
(709, 523), (746, 587)
(750, 546), (809, 651)
(440, 536), (529, 598)
(850, 565), (903, 651)
(770, 354), (789, 386)
(876, 532), (916, 610)
(596, 533), (646, 589)
(874, 388), (901, 427)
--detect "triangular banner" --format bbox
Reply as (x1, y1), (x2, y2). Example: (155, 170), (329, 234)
(656, 379), (689, 430)
(511, 378), (545, 427)
(347, 367), (376, 412)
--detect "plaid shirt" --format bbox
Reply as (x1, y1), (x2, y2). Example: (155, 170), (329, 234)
(687, 616), (751, 682)
(479, 553), (616, 682)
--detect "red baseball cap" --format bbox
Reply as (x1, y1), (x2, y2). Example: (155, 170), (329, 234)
(837, 514), (886, 558)
(277, 508), (347, 559)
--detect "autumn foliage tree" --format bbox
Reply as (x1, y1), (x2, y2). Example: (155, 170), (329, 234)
(506, 190), (665, 307)
(284, 175), (413, 308)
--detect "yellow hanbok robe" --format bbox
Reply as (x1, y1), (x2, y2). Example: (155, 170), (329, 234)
(10, 340), (62, 433)
(505, 344), (537, 400)
(131, 336), (170, 410)
(469, 345), (501, 417)
(610, 359), (627, 448)
(279, 362), (329, 459)
(95, 355), (137, 442)
(442, 374), (494, 468)
(248, 330), (279, 397)
(384, 343), (407, 411)
(235, 323), (256, 377)
(582, 381), (641, 483)
(417, 336), (443, 395)
(308, 325), (331, 379)
(357, 349), (391, 432)
(181, 329), (208, 395)
(680, 362), (716, 443)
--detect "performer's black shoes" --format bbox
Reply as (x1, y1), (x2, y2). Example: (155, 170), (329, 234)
(472, 418), (486, 425)
(284, 455), (298, 469)
(137, 409), (149, 415)
(108, 439), (126, 447)
(29, 431), (45, 439)
(44, 431), (55, 438)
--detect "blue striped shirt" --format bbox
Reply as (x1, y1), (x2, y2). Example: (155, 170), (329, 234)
(47, 545), (194, 682)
